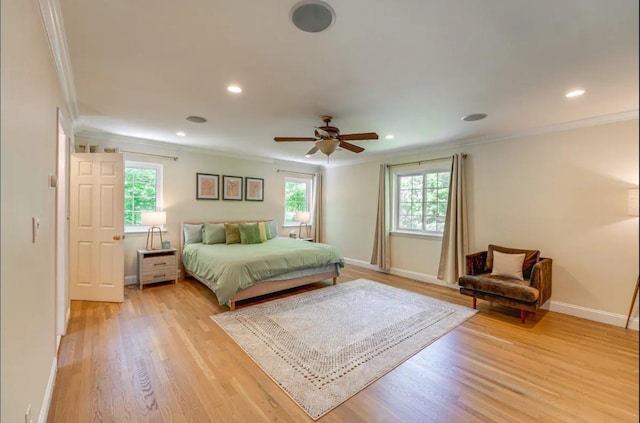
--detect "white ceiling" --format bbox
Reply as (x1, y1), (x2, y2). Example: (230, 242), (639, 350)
(58, 0), (639, 166)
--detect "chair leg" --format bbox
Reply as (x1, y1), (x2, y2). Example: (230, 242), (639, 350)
(472, 297), (477, 309)
(520, 309), (526, 323)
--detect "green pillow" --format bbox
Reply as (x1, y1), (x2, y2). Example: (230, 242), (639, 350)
(183, 223), (203, 244)
(266, 220), (278, 239)
(239, 222), (263, 245)
(224, 223), (241, 245)
(202, 223), (226, 244)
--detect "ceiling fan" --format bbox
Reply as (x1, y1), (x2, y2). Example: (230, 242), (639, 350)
(274, 116), (378, 157)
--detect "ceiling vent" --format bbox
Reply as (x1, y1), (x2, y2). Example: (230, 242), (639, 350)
(291, 1), (335, 33)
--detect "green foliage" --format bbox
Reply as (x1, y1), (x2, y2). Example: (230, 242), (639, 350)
(397, 171), (450, 233)
(284, 181), (308, 223)
(124, 167), (157, 226)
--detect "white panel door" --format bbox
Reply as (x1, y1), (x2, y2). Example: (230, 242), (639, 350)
(70, 153), (124, 302)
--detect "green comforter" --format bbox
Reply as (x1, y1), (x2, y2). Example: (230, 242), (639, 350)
(182, 238), (344, 305)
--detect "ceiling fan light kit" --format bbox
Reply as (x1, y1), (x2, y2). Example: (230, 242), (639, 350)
(274, 115), (378, 158)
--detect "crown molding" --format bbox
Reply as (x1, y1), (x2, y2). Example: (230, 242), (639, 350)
(327, 109), (640, 169)
(76, 129), (324, 171)
(38, 0), (79, 125)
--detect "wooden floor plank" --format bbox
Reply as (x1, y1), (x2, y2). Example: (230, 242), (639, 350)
(47, 265), (639, 422)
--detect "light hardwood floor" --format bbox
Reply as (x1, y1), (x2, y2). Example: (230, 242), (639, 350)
(47, 265), (639, 422)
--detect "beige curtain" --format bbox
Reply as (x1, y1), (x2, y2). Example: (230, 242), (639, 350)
(370, 164), (391, 270)
(438, 154), (468, 283)
(313, 172), (323, 242)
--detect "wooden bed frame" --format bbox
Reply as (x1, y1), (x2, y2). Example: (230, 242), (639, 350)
(180, 220), (338, 310)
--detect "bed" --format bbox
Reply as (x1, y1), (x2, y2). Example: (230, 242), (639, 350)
(181, 220), (344, 310)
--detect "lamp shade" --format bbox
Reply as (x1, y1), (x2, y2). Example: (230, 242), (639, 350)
(629, 188), (639, 216)
(295, 211), (311, 223)
(141, 211), (166, 226)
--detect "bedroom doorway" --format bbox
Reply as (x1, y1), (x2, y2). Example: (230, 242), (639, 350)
(55, 109), (70, 345)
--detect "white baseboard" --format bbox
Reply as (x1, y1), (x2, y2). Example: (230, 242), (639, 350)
(344, 257), (458, 289)
(345, 258), (639, 331)
(124, 275), (137, 286)
(38, 356), (57, 423)
(547, 300), (639, 331)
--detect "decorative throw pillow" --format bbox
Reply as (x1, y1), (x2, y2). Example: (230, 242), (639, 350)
(239, 222), (263, 245)
(267, 220), (278, 239)
(202, 223), (226, 244)
(224, 223), (241, 245)
(183, 223), (203, 244)
(486, 244), (540, 279)
(490, 251), (525, 280)
(258, 222), (268, 242)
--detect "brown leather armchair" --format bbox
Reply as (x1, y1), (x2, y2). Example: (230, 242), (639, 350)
(458, 245), (552, 323)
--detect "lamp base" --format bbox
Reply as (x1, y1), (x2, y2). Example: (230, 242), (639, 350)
(145, 226), (164, 250)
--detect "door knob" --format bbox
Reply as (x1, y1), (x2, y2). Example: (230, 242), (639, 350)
(113, 235), (122, 240)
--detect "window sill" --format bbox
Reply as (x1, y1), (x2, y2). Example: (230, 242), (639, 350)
(125, 228), (168, 235)
(390, 231), (443, 240)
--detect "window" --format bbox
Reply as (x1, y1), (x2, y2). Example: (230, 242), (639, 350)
(124, 161), (163, 232)
(284, 176), (312, 225)
(393, 168), (450, 235)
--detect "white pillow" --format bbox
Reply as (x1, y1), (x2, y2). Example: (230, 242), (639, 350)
(490, 251), (525, 280)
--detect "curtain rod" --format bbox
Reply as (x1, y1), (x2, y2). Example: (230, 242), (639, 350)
(121, 150), (179, 161)
(277, 169), (317, 176)
(389, 154), (466, 168)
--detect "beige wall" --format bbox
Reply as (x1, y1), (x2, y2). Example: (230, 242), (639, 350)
(325, 119), (639, 321)
(75, 135), (321, 278)
(1, 1), (68, 422)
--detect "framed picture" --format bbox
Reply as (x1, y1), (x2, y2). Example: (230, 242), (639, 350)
(196, 173), (219, 200)
(245, 177), (264, 201)
(222, 175), (243, 200)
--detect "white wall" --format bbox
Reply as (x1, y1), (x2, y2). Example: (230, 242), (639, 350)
(1, 1), (67, 422)
(75, 135), (321, 277)
(325, 119), (639, 325)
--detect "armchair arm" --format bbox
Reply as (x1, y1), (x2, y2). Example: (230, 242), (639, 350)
(530, 258), (553, 305)
(466, 251), (488, 275)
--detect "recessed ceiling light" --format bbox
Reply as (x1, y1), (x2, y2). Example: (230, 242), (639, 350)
(565, 89), (585, 98)
(176, 131), (186, 137)
(227, 85), (242, 94)
(291, 1), (335, 33)
(385, 134), (394, 140)
(186, 115), (207, 123)
(462, 113), (488, 122)
(305, 154), (312, 158)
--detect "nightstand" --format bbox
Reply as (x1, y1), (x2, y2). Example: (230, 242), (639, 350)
(137, 248), (178, 289)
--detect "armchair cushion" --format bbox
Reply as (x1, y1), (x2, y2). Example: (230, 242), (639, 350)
(459, 273), (539, 303)
(486, 244), (540, 279)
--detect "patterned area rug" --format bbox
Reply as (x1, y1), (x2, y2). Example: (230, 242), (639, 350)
(210, 278), (476, 420)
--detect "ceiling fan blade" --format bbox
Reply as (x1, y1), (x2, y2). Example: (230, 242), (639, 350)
(339, 141), (365, 153)
(274, 137), (317, 142)
(305, 146), (319, 156)
(339, 132), (379, 141)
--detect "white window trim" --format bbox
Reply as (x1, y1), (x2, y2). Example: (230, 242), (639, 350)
(391, 166), (449, 237)
(283, 176), (313, 227)
(124, 160), (164, 234)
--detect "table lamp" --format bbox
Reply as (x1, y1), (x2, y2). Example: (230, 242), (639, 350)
(295, 211), (311, 239)
(141, 211), (166, 250)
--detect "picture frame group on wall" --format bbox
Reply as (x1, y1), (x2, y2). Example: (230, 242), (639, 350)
(197, 173), (265, 201)
(245, 177), (264, 201)
(196, 173), (219, 200)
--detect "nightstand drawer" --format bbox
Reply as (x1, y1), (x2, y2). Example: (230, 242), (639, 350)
(141, 255), (176, 273)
